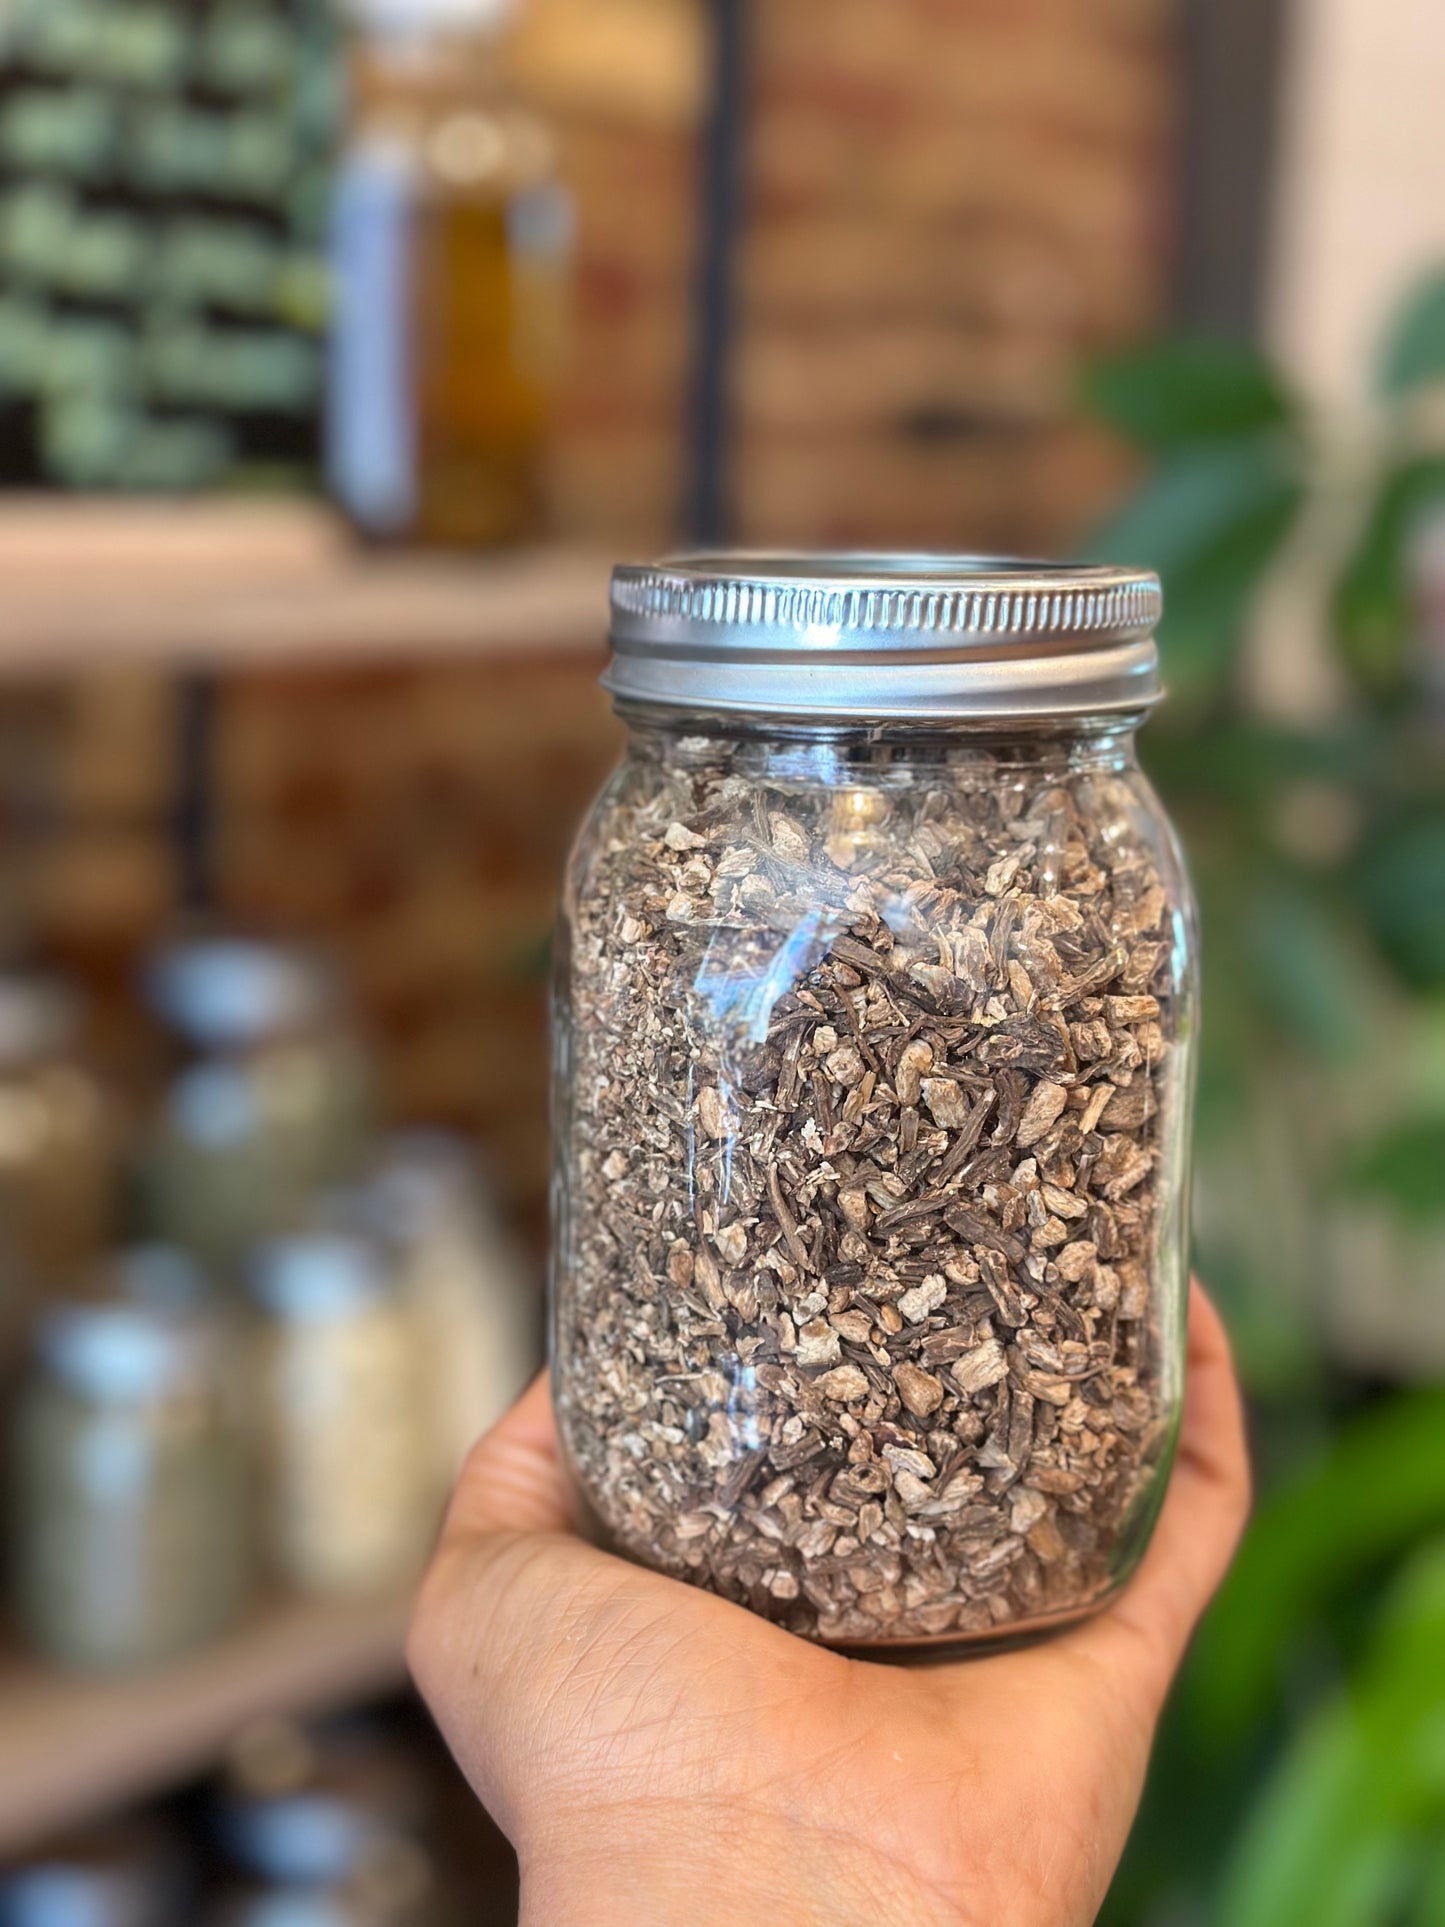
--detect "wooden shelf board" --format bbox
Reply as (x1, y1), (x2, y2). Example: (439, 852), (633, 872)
(0, 500), (613, 677)
(0, 1591), (412, 1854)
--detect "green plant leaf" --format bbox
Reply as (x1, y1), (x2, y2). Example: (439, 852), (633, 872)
(1188, 1389), (1445, 1749)
(1088, 439), (1303, 703)
(1334, 456), (1445, 696)
(1357, 805), (1445, 991)
(1082, 338), (1296, 447)
(1343, 1117), (1445, 1223)
(1243, 877), (1369, 1059)
(1408, 1831), (1445, 1927)
(1220, 1541), (1445, 1927)
(1380, 269), (1445, 396)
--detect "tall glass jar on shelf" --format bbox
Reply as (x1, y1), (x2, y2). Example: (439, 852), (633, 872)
(356, 1132), (537, 1472)
(248, 1233), (436, 1598)
(139, 939), (372, 1278)
(551, 556), (1198, 1657)
(208, 1717), (440, 1926)
(9, 1289), (248, 1670)
(327, 0), (573, 547)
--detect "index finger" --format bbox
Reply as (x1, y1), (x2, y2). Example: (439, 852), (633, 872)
(1064, 1282), (1252, 1702)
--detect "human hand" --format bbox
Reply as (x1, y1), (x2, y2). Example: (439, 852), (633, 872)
(409, 1282), (1249, 1927)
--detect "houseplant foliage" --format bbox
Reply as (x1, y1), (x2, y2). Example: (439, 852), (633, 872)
(1081, 273), (1445, 1925)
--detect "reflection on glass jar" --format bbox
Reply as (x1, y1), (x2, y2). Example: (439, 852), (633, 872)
(140, 941), (372, 1277)
(10, 1290), (248, 1670)
(249, 1235), (435, 1598)
(552, 556), (1198, 1656)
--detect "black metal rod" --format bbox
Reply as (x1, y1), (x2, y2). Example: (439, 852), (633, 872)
(688, 0), (750, 546)
(174, 669), (218, 914)
(1173, 0), (1288, 337)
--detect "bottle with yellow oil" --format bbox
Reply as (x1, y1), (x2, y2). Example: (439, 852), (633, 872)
(327, 0), (572, 546)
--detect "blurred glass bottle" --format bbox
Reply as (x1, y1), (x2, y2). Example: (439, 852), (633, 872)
(0, 1817), (189, 1927)
(9, 1288), (248, 1671)
(0, 973), (116, 1365)
(139, 941), (372, 1279)
(248, 1235), (435, 1598)
(326, 0), (573, 547)
(207, 1717), (443, 1926)
(348, 1134), (537, 1476)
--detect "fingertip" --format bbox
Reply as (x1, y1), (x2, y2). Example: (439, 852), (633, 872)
(507, 1370), (562, 1439)
(1180, 1282), (1252, 1520)
(1186, 1280), (1230, 1370)
(1065, 1279), (1251, 1706)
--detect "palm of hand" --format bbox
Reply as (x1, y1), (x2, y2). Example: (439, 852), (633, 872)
(411, 1286), (1247, 1927)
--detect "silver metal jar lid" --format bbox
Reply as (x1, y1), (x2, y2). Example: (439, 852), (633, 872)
(36, 1299), (218, 1406)
(605, 554), (1163, 720)
(248, 1234), (391, 1324)
(146, 939), (336, 1053)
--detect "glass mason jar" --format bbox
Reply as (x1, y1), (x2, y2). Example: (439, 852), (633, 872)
(248, 1234), (436, 1598)
(357, 1132), (537, 1472)
(209, 1717), (438, 1927)
(140, 940), (373, 1278)
(9, 1291), (248, 1670)
(551, 556), (1198, 1655)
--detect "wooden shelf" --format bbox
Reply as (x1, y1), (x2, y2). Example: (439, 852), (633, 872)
(0, 1591), (412, 1854)
(0, 499), (613, 677)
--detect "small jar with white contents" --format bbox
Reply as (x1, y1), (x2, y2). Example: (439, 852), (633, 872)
(249, 1234), (435, 1597)
(361, 1133), (536, 1472)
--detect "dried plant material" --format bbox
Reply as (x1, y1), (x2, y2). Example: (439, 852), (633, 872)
(893, 1362), (946, 1418)
(554, 733), (1184, 1646)
(951, 1339), (1008, 1396)
(1015, 1081), (1068, 1147)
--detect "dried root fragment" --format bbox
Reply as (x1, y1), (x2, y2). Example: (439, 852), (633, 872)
(554, 735), (1183, 1646)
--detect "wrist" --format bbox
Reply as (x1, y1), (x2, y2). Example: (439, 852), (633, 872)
(517, 1801), (975, 1927)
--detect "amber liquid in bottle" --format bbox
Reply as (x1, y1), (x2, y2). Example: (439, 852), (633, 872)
(410, 197), (553, 544)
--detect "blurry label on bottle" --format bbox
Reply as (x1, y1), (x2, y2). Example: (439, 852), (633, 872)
(326, 138), (418, 535)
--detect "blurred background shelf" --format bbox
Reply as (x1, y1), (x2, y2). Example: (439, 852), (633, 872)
(0, 501), (612, 676)
(0, 1592), (412, 1855)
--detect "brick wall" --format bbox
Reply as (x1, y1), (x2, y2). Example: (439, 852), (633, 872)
(730, 0), (1173, 550)
(519, 0), (1174, 552)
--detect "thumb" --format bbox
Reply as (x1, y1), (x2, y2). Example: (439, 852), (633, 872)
(407, 1375), (700, 1835)
(441, 1371), (578, 1538)
(407, 1374), (801, 1842)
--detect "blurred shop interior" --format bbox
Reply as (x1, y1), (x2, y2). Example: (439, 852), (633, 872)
(0, 0), (1442, 1922)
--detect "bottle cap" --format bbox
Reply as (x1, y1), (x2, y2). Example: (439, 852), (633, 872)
(146, 940), (334, 1052)
(248, 1235), (390, 1324)
(606, 554), (1164, 722)
(341, 0), (516, 40)
(36, 1299), (215, 1405)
